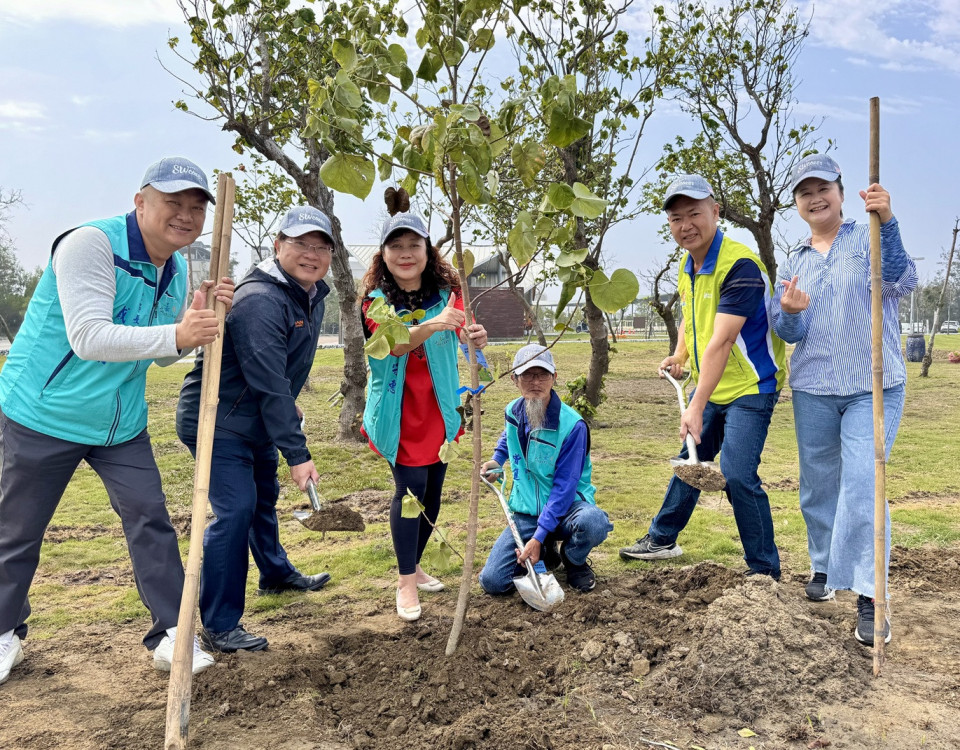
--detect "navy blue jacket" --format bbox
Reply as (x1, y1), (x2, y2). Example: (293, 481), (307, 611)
(176, 259), (329, 465)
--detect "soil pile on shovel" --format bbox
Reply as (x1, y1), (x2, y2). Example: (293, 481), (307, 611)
(646, 575), (871, 722)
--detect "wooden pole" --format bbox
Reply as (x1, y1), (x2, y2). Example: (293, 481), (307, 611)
(445, 166), (483, 656)
(868, 97), (887, 676)
(164, 173), (236, 748)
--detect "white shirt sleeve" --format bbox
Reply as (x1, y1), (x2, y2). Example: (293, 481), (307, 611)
(52, 226), (181, 362)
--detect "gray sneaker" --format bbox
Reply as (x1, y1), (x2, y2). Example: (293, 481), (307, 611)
(805, 571), (835, 601)
(619, 534), (683, 561)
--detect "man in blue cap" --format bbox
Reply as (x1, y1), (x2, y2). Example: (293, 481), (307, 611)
(0, 157), (233, 684)
(176, 205), (335, 653)
(479, 345), (613, 595)
(619, 174), (786, 579)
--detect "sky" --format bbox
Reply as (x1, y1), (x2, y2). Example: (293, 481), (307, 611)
(1, 0), (959, 292)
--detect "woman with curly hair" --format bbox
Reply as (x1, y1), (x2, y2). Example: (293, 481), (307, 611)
(360, 213), (487, 622)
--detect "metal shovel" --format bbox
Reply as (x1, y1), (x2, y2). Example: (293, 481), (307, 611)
(293, 479), (366, 532)
(480, 474), (565, 612)
(660, 369), (727, 492)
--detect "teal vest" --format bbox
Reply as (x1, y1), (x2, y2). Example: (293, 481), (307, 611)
(504, 396), (596, 516)
(362, 288), (462, 465)
(0, 213), (187, 445)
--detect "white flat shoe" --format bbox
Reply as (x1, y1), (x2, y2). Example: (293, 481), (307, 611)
(416, 579), (445, 592)
(396, 589), (422, 622)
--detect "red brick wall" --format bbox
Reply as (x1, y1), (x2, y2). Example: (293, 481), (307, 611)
(469, 286), (526, 340)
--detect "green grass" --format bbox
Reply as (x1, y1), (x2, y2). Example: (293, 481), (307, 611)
(4, 341), (960, 637)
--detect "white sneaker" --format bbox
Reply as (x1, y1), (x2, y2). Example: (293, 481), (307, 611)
(0, 632), (24, 685)
(153, 627), (215, 675)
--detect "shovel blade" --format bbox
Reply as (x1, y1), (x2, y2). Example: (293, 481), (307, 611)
(513, 571), (565, 612)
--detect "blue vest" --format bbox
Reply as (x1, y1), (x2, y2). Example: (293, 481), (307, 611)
(0, 213), (187, 445)
(504, 396), (596, 516)
(362, 288), (462, 466)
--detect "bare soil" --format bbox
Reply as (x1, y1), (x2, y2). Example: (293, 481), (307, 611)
(4, 546), (960, 750)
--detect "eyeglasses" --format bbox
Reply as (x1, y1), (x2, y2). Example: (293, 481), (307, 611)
(283, 238), (333, 255)
(517, 369), (554, 382)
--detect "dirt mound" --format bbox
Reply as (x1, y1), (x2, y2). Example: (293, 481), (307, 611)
(646, 576), (870, 723)
(890, 545), (960, 592)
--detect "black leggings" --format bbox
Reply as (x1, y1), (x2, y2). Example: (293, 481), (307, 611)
(389, 461), (448, 575)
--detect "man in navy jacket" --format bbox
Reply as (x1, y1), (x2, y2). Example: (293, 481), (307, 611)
(176, 206), (334, 653)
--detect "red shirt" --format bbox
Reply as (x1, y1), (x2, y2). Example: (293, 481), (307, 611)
(362, 290), (465, 466)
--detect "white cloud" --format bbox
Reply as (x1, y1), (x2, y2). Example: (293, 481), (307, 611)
(71, 95), (98, 107)
(0, 100), (45, 119)
(0, 0), (183, 28)
(801, 0), (960, 75)
(794, 101), (867, 123)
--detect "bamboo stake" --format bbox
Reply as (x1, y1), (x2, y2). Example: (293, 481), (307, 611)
(165, 173), (236, 749)
(445, 168), (483, 656)
(868, 98), (887, 676)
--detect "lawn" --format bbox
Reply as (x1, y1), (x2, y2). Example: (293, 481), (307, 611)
(5, 338), (959, 638)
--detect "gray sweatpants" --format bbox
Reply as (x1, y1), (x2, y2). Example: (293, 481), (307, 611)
(0, 409), (184, 649)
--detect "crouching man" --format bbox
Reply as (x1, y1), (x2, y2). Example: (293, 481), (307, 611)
(478, 345), (613, 594)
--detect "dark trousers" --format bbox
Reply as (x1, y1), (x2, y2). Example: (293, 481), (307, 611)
(648, 391), (781, 575)
(0, 409), (183, 649)
(388, 461), (447, 575)
(185, 436), (296, 633)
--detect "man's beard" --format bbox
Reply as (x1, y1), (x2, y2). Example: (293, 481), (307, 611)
(524, 396), (547, 430)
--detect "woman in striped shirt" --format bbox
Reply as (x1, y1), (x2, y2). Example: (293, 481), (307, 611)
(771, 153), (917, 647)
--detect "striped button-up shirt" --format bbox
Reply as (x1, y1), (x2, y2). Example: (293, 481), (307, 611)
(771, 217), (917, 396)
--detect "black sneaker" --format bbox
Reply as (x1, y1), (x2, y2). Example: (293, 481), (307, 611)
(542, 539), (562, 572)
(559, 544), (596, 592)
(805, 571), (835, 601)
(619, 534), (683, 561)
(855, 595), (891, 646)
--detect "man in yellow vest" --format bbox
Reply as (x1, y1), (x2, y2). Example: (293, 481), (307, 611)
(620, 175), (786, 578)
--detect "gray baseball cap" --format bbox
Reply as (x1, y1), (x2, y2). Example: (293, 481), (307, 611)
(140, 157), (215, 203)
(279, 206), (334, 242)
(789, 154), (842, 193)
(380, 212), (430, 245)
(663, 174), (714, 210)
(512, 344), (556, 375)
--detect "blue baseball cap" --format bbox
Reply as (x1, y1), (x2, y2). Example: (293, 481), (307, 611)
(380, 212), (430, 245)
(789, 154), (842, 193)
(140, 157), (215, 203)
(663, 174), (714, 210)
(512, 344), (556, 375)
(279, 206), (334, 242)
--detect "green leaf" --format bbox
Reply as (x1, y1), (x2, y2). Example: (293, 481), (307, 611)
(332, 38), (357, 71)
(507, 210), (537, 266)
(423, 540), (455, 572)
(555, 281), (576, 320)
(451, 103), (481, 122)
(387, 43), (407, 65)
(364, 332), (391, 359)
(511, 140), (546, 189)
(401, 489), (425, 519)
(399, 65), (414, 91)
(320, 153), (376, 200)
(546, 182), (575, 210)
(556, 248), (588, 267)
(416, 51), (443, 82)
(546, 109), (590, 148)
(486, 169), (500, 196)
(368, 82), (390, 104)
(569, 182), (607, 219)
(478, 366), (493, 382)
(438, 440), (461, 464)
(469, 28), (495, 51)
(587, 269), (639, 313)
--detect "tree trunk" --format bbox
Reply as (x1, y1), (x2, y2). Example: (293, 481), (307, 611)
(754, 227), (778, 283)
(920, 220), (958, 377)
(582, 290), (609, 422)
(0, 312), (14, 344)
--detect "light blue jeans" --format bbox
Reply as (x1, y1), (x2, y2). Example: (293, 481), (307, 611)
(792, 385), (905, 599)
